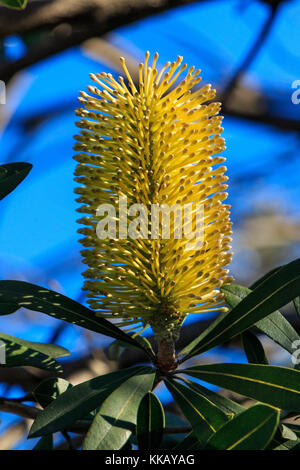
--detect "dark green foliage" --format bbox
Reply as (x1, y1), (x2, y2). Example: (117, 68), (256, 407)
(0, 331), (69, 371)
(0, 163), (32, 200)
(242, 331), (268, 364)
(82, 368), (155, 450)
(205, 404), (279, 450)
(3, 167), (300, 450)
(0, 281), (152, 358)
(136, 392), (165, 450)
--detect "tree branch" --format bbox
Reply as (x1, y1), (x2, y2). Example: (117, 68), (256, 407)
(0, 0), (202, 38)
(0, 0), (204, 82)
(0, 397), (192, 435)
(0, 398), (91, 434)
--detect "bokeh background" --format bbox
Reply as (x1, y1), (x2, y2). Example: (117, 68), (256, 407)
(0, 0), (299, 449)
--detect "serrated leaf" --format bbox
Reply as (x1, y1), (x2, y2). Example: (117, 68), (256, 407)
(0, 163), (32, 199)
(29, 366), (146, 438)
(205, 404), (279, 450)
(181, 363), (300, 411)
(136, 392), (165, 450)
(83, 368), (155, 450)
(179, 258), (300, 360)
(0, 332), (69, 371)
(33, 377), (72, 409)
(165, 378), (228, 446)
(242, 330), (268, 364)
(0, 281), (151, 356)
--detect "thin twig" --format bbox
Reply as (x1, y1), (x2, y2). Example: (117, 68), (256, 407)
(222, 4), (280, 106)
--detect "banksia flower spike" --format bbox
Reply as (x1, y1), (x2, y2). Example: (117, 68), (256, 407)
(74, 52), (233, 372)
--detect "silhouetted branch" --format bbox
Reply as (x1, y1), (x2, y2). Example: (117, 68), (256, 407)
(222, 3), (280, 106)
(0, 0), (205, 82)
(0, 0), (213, 38)
(0, 398), (39, 420)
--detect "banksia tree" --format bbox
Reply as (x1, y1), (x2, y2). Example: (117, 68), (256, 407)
(74, 52), (233, 372)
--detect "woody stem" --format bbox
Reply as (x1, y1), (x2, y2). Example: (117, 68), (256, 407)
(156, 338), (176, 374)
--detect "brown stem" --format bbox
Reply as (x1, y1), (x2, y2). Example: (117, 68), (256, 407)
(0, 0), (203, 83)
(156, 338), (176, 374)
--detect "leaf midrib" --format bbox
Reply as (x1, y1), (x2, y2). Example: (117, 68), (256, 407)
(192, 273), (300, 354)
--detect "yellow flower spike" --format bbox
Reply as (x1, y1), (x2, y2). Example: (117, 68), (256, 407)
(74, 52), (233, 373)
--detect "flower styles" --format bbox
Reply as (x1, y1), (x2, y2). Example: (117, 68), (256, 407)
(74, 52), (233, 357)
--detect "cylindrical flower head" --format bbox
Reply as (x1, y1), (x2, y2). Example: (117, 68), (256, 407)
(74, 52), (233, 342)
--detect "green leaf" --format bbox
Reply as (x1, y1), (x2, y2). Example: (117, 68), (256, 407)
(178, 308), (229, 358)
(0, 302), (19, 315)
(180, 258), (300, 359)
(284, 423), (300, 435)
(294, 296), (300, 319)
(205, 404), (279, 450)
(83, 368), (155, 450)
(130, 334), (155, 357)
(105, 340), (124, 361)
(250, 266), (283, 290)
(0, 281), (151, 357)
(242, 331), (268, 364)
(0, 0), (27, 9)
(0, 332), (69, 358)
(29, 366), (147, 438)
(181, 379), (244, 415)
(280, 424), (298, 441)
(106, 335), (154, 361)
(160, 412), (189, 449)
(173, 432), (202, 450)
(33, 378), (72, 409)
(273, 439), (300, 450)
(269, 425), (299, 449)
(136, 392), (165, 450)
(181, 363), (300, 411)
(120, 438), (133, 450)
(0, 332), (69, 372)
(0, 163), (32, 199)
(223, 283), (300, 356)
(165, 378), (228, 446)
(33, 435), (53, 450)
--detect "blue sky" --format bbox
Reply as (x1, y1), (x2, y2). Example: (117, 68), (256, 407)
(0, 0), (299, 449)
